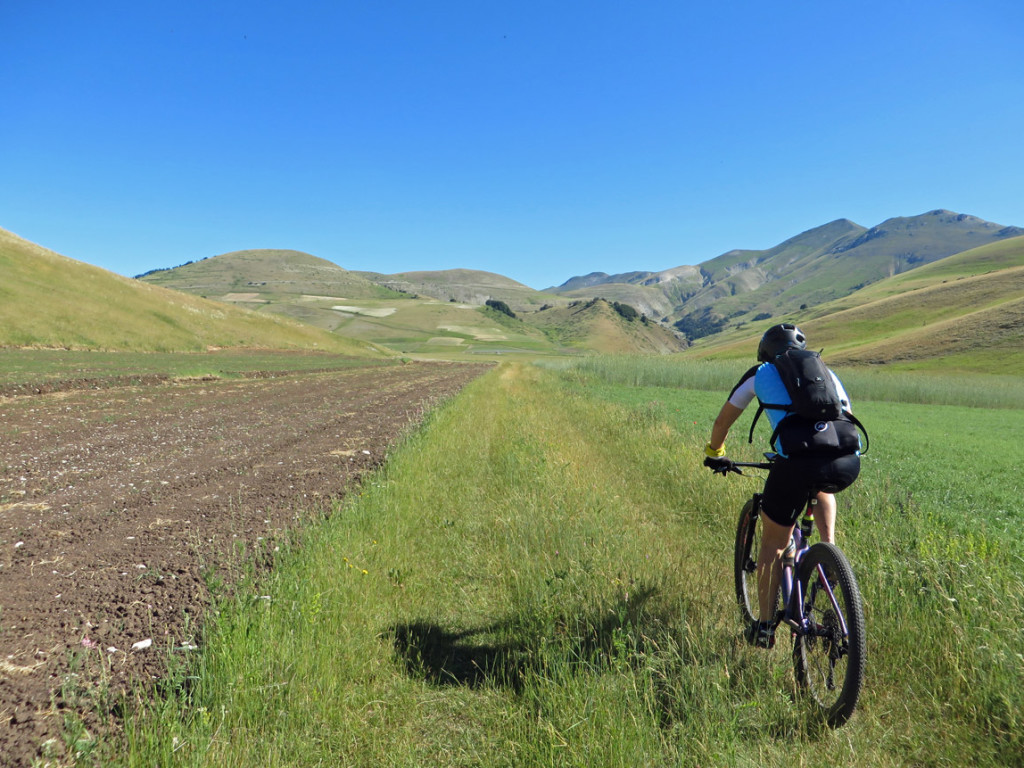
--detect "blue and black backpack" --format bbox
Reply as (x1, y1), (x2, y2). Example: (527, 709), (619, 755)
(747, 349), (869, 456)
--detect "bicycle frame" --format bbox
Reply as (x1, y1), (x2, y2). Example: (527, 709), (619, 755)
(777, 500), (848, 640)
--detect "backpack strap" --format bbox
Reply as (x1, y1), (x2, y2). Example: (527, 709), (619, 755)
(747, 404), (763, 444)
(747, 401), (792, 444)
(845, 411), (870, 454)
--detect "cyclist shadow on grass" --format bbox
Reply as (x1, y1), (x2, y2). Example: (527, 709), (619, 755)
(388, 584), (660, 694)
(388, 586), (834, 739)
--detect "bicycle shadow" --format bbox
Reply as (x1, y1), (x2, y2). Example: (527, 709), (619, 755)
(389, 619), (530, 691)
(388, 584), (660, 693)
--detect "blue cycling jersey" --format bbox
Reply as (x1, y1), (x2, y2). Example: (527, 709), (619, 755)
(729, 362), (852, 432)
(753, 363), (792, 432)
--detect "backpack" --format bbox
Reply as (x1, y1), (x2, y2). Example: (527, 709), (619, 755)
(747, 349), (870, 456)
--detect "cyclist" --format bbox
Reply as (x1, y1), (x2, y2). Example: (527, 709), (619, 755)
(703, 323), (861, 648)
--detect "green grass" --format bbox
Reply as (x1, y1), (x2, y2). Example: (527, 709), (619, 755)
(108, 363), (1022, 766)
(554, 354), (1024, 409)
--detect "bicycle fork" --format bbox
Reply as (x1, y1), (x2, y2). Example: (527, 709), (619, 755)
(782, 557), (848, 643)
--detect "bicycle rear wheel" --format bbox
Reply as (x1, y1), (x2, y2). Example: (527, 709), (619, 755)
(733, 497), (762, 624)
(792, 542), (866, 727)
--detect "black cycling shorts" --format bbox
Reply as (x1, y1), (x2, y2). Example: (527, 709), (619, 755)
(760, 453), (861, 527)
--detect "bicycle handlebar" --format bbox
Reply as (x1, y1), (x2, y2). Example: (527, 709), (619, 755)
(730, 461), (774, 470)
(707, 454), (777, 476)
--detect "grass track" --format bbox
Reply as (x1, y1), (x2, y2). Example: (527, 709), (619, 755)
(118, 364), (1022, 767)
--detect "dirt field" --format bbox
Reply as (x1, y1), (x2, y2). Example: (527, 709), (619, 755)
(0, 361), (490, 766)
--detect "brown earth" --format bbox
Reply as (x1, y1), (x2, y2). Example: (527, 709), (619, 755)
(0, 361), (491, 767)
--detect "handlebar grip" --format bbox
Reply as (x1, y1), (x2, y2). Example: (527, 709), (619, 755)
(712, 465), (743, 476)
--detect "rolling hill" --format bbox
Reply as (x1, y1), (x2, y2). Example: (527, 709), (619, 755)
(141, 252), (687, 359)
(0, 228), (388, 356)
(352, 268), (557, 310)
(528, 298), (687, 354)
(140, 249), (404, 301)
(295, 295), (687, 358)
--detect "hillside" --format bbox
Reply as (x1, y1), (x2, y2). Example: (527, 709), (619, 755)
(140, 249), (403, 301)
(548, 210), (1024, 338)
(0, 228), (387, 355)
(527, 298), (688, 354)
(549, 279), (691, 323)
(682, 235), (1024, 373)
(353, 268), (558, 311)
(316, 296), (688, 358)
(142, 251), (685, 358)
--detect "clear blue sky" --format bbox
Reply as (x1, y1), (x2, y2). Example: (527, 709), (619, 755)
(3, 1), (1023, 290)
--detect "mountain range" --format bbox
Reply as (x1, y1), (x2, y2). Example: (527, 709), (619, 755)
(141, 209), (1024, 342)
(547, 210), (1024, 337)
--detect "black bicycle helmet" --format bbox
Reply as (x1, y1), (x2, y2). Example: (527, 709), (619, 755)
(757, 323), (807, 362)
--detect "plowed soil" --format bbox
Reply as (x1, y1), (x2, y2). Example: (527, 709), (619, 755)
(0, 361), (490, 766)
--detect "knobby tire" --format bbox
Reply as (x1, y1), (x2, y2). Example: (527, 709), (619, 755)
(792, 542), (866, 727)
(733, 497), (763, 625)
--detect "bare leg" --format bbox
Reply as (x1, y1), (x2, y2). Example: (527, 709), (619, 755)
(757, 515), (795, 624)
(814, 492), (836, 544)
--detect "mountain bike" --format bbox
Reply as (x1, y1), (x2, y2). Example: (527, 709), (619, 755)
(722, 455), (866, 727)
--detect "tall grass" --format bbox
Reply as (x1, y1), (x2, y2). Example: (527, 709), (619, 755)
(548, 354), (745, 392)
(557, 354), (1024, 409)
(115, 364), (1023, 766)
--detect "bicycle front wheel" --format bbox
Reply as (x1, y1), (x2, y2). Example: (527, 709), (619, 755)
(792, 542), (866, 727)
(733, 497), (762, 624)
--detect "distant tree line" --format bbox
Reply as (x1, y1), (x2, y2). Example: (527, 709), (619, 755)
(134, 255), (212, 279)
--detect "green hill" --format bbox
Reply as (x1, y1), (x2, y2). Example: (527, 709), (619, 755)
(140, 249), (404, 301)
(144, 254), (683, 358)
(527, 298), (687, 354)
(683, 235), (1024, 373)
(548, 277), (695, 323)
(214, 293), (685, 360)
(353, 268), (558, 311)
(26, 207), (1021, 366)
(0, 228), (388, 356)
(319, 297), (558, 358)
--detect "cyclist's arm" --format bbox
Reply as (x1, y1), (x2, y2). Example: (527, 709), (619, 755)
(709, 401), (745, 453)
(708, 372), (757, 453)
